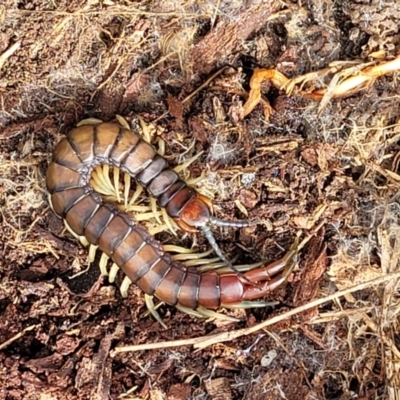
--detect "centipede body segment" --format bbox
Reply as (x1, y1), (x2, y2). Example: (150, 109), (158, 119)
(46, 119), (298, 321)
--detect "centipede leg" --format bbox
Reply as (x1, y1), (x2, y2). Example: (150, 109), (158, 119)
(64, 219), (89, 246)
(88, 244), (98, 264)
(222, 300), (279, 309)
(150, 197), (162, 224)
(120, 275), (132, 298)
(76, 117), (103, 126)
(109, 262), (119, 283)
(173, 150), (204, 174)
(175, 304), (240, 321)
(124, 173), (131, 207)
(175, 304), (207, 318)
(145, 294), (167, 329)
(115, 114), (130, 130)
(99, 252), (110, 276)
(195, 306), (240, 322)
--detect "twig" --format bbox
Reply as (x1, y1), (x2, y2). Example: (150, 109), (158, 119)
(0, 324), (39, 351)
(182, 67), (228, 104)
(111, 334), (221, 355)
(0, 41), (21, 71)
(112, 271), (400, 353)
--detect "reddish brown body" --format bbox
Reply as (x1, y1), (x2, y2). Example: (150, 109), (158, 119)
(46, 121), (295, 312)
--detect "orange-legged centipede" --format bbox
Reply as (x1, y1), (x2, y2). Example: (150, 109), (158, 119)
(46, 118), (298, 323)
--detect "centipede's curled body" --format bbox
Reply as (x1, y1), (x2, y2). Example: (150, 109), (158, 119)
(47, 120), (298, 317)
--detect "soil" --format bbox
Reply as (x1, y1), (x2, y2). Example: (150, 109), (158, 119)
(1, 1), (400, 399)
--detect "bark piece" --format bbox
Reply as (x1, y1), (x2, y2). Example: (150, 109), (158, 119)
(190, 1), (281, 76)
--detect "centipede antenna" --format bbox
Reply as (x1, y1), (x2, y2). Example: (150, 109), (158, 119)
(202, 225), (235, 269)
(202, 226), (257, 286)
(209, 216), (253, 229)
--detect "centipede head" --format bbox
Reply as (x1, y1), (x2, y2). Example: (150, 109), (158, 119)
(173, 194), (212, 232)
(174, 193), (252, 233)
(173, 194), (257, 284)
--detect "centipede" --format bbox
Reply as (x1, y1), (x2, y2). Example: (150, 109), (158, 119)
(46, 116), (299, 326)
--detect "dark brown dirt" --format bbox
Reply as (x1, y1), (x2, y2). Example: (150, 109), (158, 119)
(1, 1), (400, 399)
